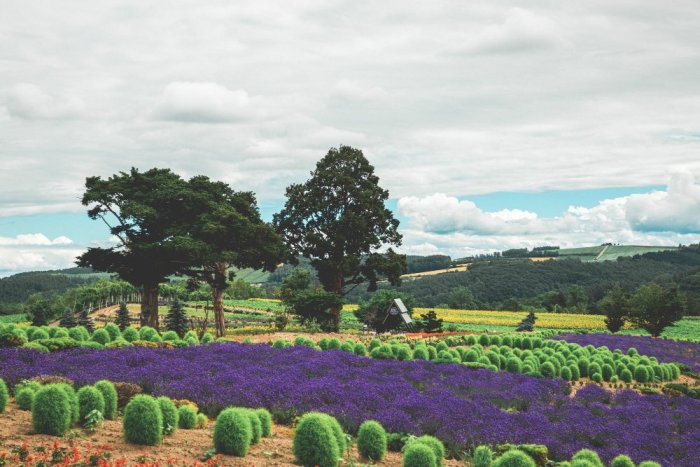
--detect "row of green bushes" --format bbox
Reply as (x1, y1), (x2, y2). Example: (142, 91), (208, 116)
(0, 322), (219, 353)
(269, 335), (681, 385)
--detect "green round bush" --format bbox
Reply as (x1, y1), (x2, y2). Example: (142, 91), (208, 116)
(396, 346), (412, 361)
(540, 361), (556, 378)
(201, 332), (214, 344)
(77, 385), (105, 424)
(53, 328), (69, 339)
(178, 405), (197, 429)
(157, 396), (178, 434)
(591, 372), (603, 383)
(610, 454), (635, 467)
(255, 408), (272, 437)
(403, 442), (437, 467)
(634, 366), (649, 383)
(55, 383), (79, 424)
(162, 330), (179, 341)
(32, 385), (72, 435)
(571, 461), (597, 467)
(412, 435), (445, 466)
(196, 413), (208, 428)
(103, 323), (121, 341)
(246, 409), (262, 444)
(353, 343), (367, 356)
(620, 368), (633, 383)
(472, 445), (493, 467)
(412, 347), (429, 360)
(638, 462), (661, 467)
(293, 412), (340, 467)
(139, 326), (161, 342)
(506, 357), (523, 373)
(16, 387), (35, 410)
(571, 449), (603, 467)
(213, 408), (253, 456)
(340, 341), (354, 353)
(123, 394), (163, 445)
(357, 420), (387, 461)
(560, 366), (573, 381)
(122, 327), (139, 342)
(602, 364), (614, 381)
(68, 326), (89, 342)
(0, 379), (7, 413)
(91, 328), (111, 345)
(183, 330), (199, 344)
(492, 449), (536, 467)
(30, 329), (50, 341)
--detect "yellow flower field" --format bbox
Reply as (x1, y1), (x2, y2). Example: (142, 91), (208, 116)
(421, 307), (615, 330)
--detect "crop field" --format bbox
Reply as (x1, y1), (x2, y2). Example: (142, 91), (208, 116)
(0, 313), (26, 324)
(428, 307), (612, 330)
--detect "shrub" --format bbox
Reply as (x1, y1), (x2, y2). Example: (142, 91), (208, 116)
(114, 382), (143, 408)
(157, 396), (178, 434)
(139, 326), (161, 342)
(123, 394), (163, 445)
(396, 346), (412, 361)
(634, 366), (649, 383)
(214, 407), (253, 456)
(104, 323), (121, 341)
(77, 386), (105, 424)
(0, 379), (7, 413)
(560, 366), (573, 381)
(55, 383), (79, 424)
(162, 330), (179, 341)
(407, 435), (444, 467)
(255, 408), (272, 437)
(53, 328), (69, 338)
(30, 329), (50, 341)
(472, 445), (493, 467)
(571, 461), (597, 467)
(638, 462), (661, 467)
(196, 413), (208, 428)
(23, 342), (49, 353)
(122, 327), (139, 342)
(387, 433), (408, 452)
(89, 328), (110, 345)
(178, 405), (197, 429)
(68, 326), (89, 342)
(571, 449), (603, 467)
(591, 373), (603, 383)
(16, 387), (35, 410)
(620, 368), (633, 384)
(183, 330), (199, 344)
(32, 385), (72, 435)
(540, 361), (556, 378)
(403, 443), (437, 467)
(412, 347), (429, 360)
(340, 341), (355, 353)
(492, 449), (536, 467)
(354, 343), (367, 356)
(610, 455), (635, 467)
(201, 332), (214, 344)
(506, 357), (523, 373)
(293, 412), (340, 467)
(357, 420), (387, 461)
(246, 409), (262, 444)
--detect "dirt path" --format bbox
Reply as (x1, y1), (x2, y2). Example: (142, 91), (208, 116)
(0, 401), (463, 466)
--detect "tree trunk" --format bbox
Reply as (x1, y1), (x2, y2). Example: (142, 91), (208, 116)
(212, 262), (229, 338)
(329, 272), (344, 332)
(212, 287), (225, 338)
(141, 284), (160, 330)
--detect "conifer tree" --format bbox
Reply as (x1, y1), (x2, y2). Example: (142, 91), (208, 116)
(164, 300), (189, 337)
(115, 302), (131, 331)
(59, 308), (77, 328)
(78, 308), (95, 333)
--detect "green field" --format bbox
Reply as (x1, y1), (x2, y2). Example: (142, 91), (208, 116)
(0, 313), (27, 323)
(558, 244), (678, 262)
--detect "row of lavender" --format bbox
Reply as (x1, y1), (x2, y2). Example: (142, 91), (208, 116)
(0, 343), (698, 465)
(553, 334), (700, 372)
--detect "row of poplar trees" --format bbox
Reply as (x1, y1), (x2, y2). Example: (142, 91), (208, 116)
(77, 145), (406, 337)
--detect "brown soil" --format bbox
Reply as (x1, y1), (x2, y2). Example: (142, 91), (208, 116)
(0, 401), (462, 466)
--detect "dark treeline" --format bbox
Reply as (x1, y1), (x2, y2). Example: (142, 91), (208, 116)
(346, 245), (700, 313)
(0, 268), (104, 313)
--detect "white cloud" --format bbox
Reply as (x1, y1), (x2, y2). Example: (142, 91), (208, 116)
(0, 234), (81, 276)
(153, 82), (258, 123)
(6, 83), (85, 120)
(397, 175), (700, 256)
(330, 80), (387, 100)
(464, 8), (568, 54)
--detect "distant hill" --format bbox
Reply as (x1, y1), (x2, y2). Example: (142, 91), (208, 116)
(558, 244), (679, 262)
(0, 267), (111, 312)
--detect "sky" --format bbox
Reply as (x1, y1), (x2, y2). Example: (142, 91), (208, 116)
(1, 1), (700, 276)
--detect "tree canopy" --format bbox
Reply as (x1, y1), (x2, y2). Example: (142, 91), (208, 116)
(273, 146), (406, 329)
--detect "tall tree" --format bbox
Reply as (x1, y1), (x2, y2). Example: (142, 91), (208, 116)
(599, 282), (628, 333)
(182, 176), (285, 338)
(273, 146), (406, 330)
(76, 168), (198, 329)
(114, 302), (131, 331)
(628, 283), (685, 337)
(164, 299), (189, 338)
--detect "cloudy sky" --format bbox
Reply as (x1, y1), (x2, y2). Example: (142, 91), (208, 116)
(1, 0), (700, 276)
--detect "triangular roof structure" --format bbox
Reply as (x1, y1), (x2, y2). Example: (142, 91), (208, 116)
(385, 298), (412, 325)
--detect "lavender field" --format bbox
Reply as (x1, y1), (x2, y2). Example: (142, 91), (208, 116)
(1, 343), (699, 465)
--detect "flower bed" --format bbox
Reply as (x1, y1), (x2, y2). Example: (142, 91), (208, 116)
(1, 344), (698, 465)
(553, 334), (700, 372)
